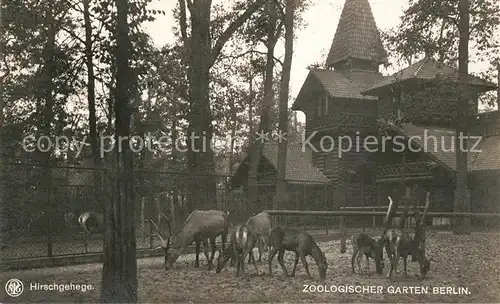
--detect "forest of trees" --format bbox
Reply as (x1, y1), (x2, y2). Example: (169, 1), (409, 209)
(1, 0), (308, 301)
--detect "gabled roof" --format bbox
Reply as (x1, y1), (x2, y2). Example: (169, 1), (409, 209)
(362, 57), (497, 96)
(392, 123), (500, 172)
(325, 0), (387, 67)
(293, 69), (386, 110)
(232, 143), (330, 185)
(260, 143), (330, 184)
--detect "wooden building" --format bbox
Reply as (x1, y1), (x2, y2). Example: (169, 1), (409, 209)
(232, 0), (499, 218)
(231, 143), (332, 212)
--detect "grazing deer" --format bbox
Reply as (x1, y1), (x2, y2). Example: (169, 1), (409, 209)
(383, 193), (432, 280)
(79, 212), (103, 240)
(351, 233), (384, 276)
(384, 228), (431, 279)
(64, 211), (103, 240)
(145, 210), (230, 270)
(268, 226), (327, 280)
(246, 212), (272, 263)
(216, 223), (260, 277)
(63, 211), (103, 253)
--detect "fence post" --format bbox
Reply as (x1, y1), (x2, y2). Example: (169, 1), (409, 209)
(47, 181), (54, 258)
(141, 197), (146, 243)
(169, 192), (176, 232)
(372, 207), (376, 228)
(421, 223), (427, 256)
(325, 215), (328, 235)
(339, 214), (346, 253)
(149, 221), (153, 250)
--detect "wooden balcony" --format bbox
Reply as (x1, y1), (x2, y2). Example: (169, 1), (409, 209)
(376, 162), (439, 183)
(306, 112), (376, 133)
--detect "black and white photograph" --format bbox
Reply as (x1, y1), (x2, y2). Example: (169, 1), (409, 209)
(0, 0), (499, 302)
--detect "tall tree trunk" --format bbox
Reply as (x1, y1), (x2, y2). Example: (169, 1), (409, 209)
(36, 6), (57, 257)
(184, 0), (266, 210)
(248, 70), (255, 136)
(453, 0), (471, 234)
(100, 0), (138, 301)
(497, 63), (499, 107)
(247, 1), (278, 212)
(228, 97), (237, 176)
(0, 60), (6, 215)
(275, 0), (294, 210)
(186, 1), (217, 209)
(83, 0), (101, 208)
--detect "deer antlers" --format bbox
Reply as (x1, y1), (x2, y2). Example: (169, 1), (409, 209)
(143, 211), (173, 251)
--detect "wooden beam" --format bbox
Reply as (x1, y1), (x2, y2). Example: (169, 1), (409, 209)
(339, 215), (346, 253)
(262, 209), (500, 218)
(340, 205), (426, 210)
(375, 176), (433, 183)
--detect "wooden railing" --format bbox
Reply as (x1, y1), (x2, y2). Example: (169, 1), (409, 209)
(264, 209), (500, 253)
(377, 162), (438, 180)
(263, 209), (500, 218)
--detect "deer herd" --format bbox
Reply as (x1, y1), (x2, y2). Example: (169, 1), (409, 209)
(141, 193), (434, 282)
(63, 193), (434, 282)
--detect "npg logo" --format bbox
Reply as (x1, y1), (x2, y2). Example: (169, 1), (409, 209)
(5, 278), (24, 297)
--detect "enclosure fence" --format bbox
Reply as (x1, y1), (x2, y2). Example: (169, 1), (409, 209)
(1, 162), (498, 263)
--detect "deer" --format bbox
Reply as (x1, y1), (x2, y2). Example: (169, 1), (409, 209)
(216, 223), (260, 277)
(350, 233), (384, 276)
(145, 209), (230, 270)
(383, 193), (433, 280)
(268, 226), (328, 281)
(64, 211), (103, 240)
(245, 212), (272, 263)
(384, 228), (431, 279)
(64, 211), (103, 253)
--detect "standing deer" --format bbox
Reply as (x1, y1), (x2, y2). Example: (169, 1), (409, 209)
(268, 226), (328, 280)
(146, 210), (229, 270)
(350, 233), (384, 275)
(216, 223), (260, 277)
(246, 212), (272, 263)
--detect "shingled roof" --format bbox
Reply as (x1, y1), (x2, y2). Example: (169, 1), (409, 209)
(392, 123), (500, 172)
(325, 0), (387, 67)
(293, 69), (386, 110)
(362, 57), (497, 96)
(262, 143), (330, 184)
(232, 143), (330, 185)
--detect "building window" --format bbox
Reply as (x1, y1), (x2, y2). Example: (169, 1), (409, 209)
(317, 94), (329, 116)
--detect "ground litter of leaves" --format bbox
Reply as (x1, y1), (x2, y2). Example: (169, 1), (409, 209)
(1, 232), (499, 303)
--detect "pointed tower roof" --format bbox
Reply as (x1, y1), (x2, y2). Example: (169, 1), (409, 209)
(326, 0), (387, 68)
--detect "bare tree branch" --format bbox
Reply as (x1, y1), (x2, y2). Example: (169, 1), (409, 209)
(185, 0), (194, 13)
(209, 0), (268, 68)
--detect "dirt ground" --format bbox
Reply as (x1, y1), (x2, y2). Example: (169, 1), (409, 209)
(1, 232), (499, 303)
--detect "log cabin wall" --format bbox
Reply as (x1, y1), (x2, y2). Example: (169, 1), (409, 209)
(470, 170), (500, 213)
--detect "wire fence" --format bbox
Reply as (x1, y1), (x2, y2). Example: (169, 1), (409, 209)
(0, 162), (341, 261)
(1, 162), (498, 262)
